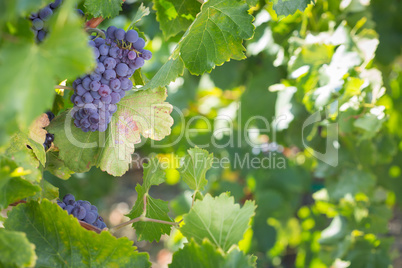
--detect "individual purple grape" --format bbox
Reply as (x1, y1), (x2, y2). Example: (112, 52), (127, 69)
(106, 26), (117, 39)
(73, 96), (84, 106)
(128, 50), (137, 60)
(94, 38), (105, 46)
(80, 201), (91, 211)
(109, 79), (121, 91)
(82, 77), (92, 90)
(127, 68), (135, 77)
(63, 194), (75, 204)
(103, 57), (116, 69)
(133, 38), (145, 50)
(125, 29), (139, 43)
(99, 44), (109, 56)
(109, 47), (119, 58)
(65, 205), (74, 214)
(98, 123), (107, 132)
(39, 6), (53, 20)
(83, 103), (97, 113)
(75, 84), (86, 96)
(103, 69), (116, 80)
(134, 57), (145, 68)
(90, 73), (101, 81)
(70, 93), (77, 103)
(93, 47), (101, 59)
(57, 201), (66, 209)
(78, 108), (88, 119)
(119, 91), (126, 98)
(95, 62), (105, 74)
(73, 119), (80, 127)
(72, 206), (86, 220)
(76, 9), (84, 17)
(80, 118), (90, 128)
(119, 77), (130, 90)
(93, 99), (103, 108)
(89, 124), (98, 132)
(32, 18), (44, 30)
(141, 50), (152, 60)
(93, 219), (102, 228)
(50, 0), (62, 9)
(89, 113), (99, 124)
(100, 222), (107, 229)
(99, 85), (111, 96)
(109, 104), (117, 113)
(29, 13), (38, 20)
(110, 92), (121, 104)
(81, 127), (89, 132)
(116, 63), (128, 77)
(37, 30), (46, 42)
(101, 95), (112, 104)
(90, 80), (101, 91)
(91, 205), (98, 211)
(99, 55), (107, 62)
(84, 211), (97, 224)
(114, 28), (125, 40)
(100, 78), (109, 85)
(82, 92), (94, 103)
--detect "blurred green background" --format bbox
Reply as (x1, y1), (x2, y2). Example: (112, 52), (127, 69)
(46, 0), (402, 267)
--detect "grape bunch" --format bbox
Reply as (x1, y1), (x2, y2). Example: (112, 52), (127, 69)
(29, 0), (84, 43)
(29, 0), (62, 42)
(70, 26), (152, 132)
(57, 194), (107, 229)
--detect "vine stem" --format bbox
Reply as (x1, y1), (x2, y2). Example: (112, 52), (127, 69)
(197, 0), (204, 3)
(55, 85), (73, 90)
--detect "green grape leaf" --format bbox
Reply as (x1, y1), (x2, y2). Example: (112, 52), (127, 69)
(29, 180), (59, 201)
(0, 158), (40, 210)
(153, 0), (201, 40)
(0, 0), (95, 145)
(141, 57), (185, 91)
(129, 3), (150, 28)
(142, 157), (166, 190)
(180, 193), (256, 251)
(44, 151), (74, 180)
(169, 239), (257, 267)
(126, 158), (174, 242)
(273, 0), (312, 17)
(84, 0), (123, 18)
(47, 87), (173, 176)
(0, 229), (37, 268)
(178, 147), (213, 192)
(354, 113), (386, 140)
(176, 0), (254, 75)
(5, 134), (43, 182)
(328, 169), (376, 201)
(224, 248), (257, 268)
(4, 199), (151, 267)
(169, 239), (226, 267)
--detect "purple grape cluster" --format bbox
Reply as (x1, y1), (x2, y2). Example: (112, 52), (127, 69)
(70, 26), (152, 132)
(29, 0), (62, 42)
(58, 194), (107, 229)
(29, 0), (84, 43)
